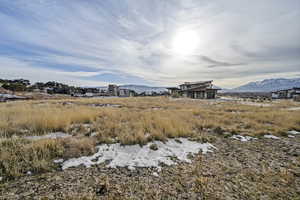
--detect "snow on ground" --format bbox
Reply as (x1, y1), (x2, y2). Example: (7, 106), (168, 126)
(25, 132), (71, 141)
(61, 138), (216, 171)
(0, 94), (18, 98)
(264, 135), (280, 139)
(285, 107), (300, 111)
(239, 102), (271, 107)
(53, 159), (64, 164)
(90, 132), (98, 137)
(230, 135), (257, 142)
(219, 97), (241, 101)
(287, 130), (300, 135)
(152, 172), (159, 177)
(0, 94), (26, 99)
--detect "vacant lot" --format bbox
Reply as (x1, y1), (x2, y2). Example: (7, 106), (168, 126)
(0, 97), (300, 199)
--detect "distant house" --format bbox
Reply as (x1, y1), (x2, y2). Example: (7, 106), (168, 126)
(167, 80), (220, 99)
(271, 90), (287, 99)
(45, 87), (54, 94)
(167, 87), (181, 97)
(85, 93), (94, 97)
(119, 89), (136, 97)
(271, 87), (300, 99)
(108, 84), (119, 96)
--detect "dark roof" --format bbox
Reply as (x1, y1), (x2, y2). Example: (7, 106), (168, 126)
(179, 80), (213, 86)
(182, 86), (219, 92)
(166, 87), (180, 90)
(272, 90), (287, 93)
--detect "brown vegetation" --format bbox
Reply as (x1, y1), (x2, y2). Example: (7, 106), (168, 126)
(0, 97), (300, 181)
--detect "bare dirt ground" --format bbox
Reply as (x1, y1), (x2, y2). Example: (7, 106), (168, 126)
(1, 132), (299, 200)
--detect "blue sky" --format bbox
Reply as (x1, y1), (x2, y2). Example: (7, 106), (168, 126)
(0, 0), (299, 88)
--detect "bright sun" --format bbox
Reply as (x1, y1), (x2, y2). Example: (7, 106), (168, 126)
(172, 29), (200, 56)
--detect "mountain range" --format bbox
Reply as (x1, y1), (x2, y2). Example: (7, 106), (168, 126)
(229, 78), (300, 92)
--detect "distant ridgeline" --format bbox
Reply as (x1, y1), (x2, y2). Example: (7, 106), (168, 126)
(229, 78), (300, 92)
(0, 78), (98, 94)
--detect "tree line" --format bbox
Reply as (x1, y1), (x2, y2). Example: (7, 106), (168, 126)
(0, 79), (100, 94)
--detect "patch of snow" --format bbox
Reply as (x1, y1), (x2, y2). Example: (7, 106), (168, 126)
(239, 102), (271, 107)
(53, 159), (64, 164)
(61, 138), (216, 170)
(83, 124), (92, 128)
(0, 94), (21, 98)
(27, 171), (32, 175)
(152, 107), (161, 110)
(264, 135), (280, 139)
(219, 97), (239, 101)
(152, 172), (159, 177)
(287, 130), (300, 135)
(285, 107), (300, 111)
(288, 135), (295, 138)
(0, 177), (3, 181)
(231, 135), (257, 142)
(90, 132), (98, 137)
(25, 132), (71, 141)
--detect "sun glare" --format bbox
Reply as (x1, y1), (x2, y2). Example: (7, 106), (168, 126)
(172, 29), (200, 56)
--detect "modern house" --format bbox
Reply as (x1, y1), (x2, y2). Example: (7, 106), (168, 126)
(167, 80), (220, 99)
(107, 85), (137, 97)
(271, 87), (300, 99)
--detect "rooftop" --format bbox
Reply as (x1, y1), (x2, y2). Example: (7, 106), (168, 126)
(179, 80), (213, 86)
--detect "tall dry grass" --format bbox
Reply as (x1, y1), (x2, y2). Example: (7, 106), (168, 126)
(93, 108), (196, 145)
(0, 137), (96, 180)
(0, 101), (101, 137)
(1, 98), (300, 139)
(0, 138), (64, 179)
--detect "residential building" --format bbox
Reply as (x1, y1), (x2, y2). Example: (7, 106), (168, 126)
(167, 80), (220, 99)
(271, 87), (300, 99)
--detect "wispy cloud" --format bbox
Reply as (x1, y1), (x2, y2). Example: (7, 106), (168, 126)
(56, 71), (112, 77)
(0, 0), (299, 88)
(192, 55), (246, 68)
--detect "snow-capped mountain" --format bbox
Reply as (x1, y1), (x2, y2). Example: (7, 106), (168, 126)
(231, 78), (300, 92)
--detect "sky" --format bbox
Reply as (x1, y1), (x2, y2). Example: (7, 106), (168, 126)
(0, 0), (299, 88)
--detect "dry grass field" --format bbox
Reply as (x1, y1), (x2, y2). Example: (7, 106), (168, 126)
(1, 97), (300, 138)
(1, 97), (300, 199)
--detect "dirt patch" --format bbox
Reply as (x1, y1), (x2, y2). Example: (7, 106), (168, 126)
(87, 103), (122, 108)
